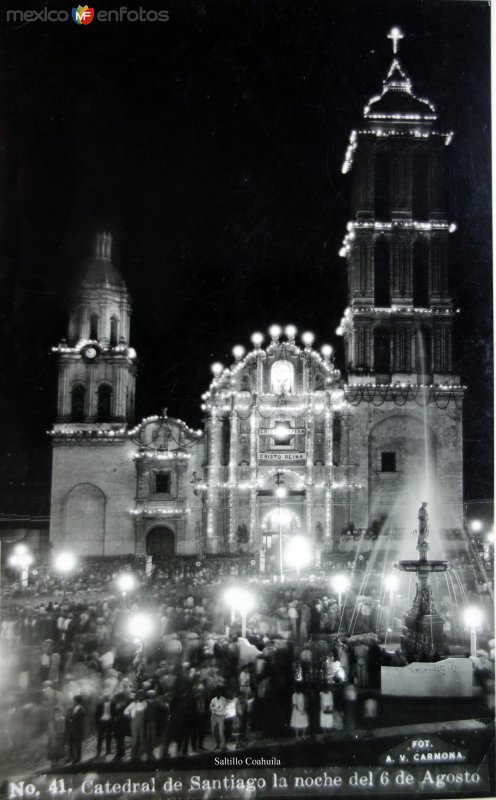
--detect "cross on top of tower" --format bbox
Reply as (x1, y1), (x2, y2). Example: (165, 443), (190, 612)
(387, 26), (404, 54)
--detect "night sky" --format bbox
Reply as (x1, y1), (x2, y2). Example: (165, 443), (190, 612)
(0, 0), (491, 516)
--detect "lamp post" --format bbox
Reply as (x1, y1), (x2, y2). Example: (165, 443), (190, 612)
(462, 606), (483, 658)
(383, 574), (399, 643)
(275, 472), (287, 583)
(469, 519), (483, 534)
(127, 611), (154, 640)
(54, 551), (77, 575)
(118, 573), (136, 606)
(286, 535), (312, 578)
(223, 587), (255, 637)
(224, 587), (238, 625)
(9, 543), (33, 590)
(332, 573), (350, 612)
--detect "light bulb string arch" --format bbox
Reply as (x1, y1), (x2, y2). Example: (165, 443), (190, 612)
(129, 417), (203, 450)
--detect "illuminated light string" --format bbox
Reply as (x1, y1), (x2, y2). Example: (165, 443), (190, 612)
(133, 451), (191, 461)
(346, 383), (465, 410)
(51, 340), (137, 360)
(49, 428), (126, 438)
(129, 508), (191, 517)
(338, 221), (457, 258)
(340, 306), (458, 316)
(341, 128), (453, 173)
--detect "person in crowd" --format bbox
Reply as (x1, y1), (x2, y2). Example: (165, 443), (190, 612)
(66, 695), (86, 764)
(290, 686), (308, 739)
(125, 690), (147, 761)
(210, 686), (227, 749)
(94, 691), (113, 759)
(319, 683), (334, 733)
(111, 691), (129, 761)
(343, 682), (357, 738)
(47, 706), (66, 766)
(235, 691), (248, 744)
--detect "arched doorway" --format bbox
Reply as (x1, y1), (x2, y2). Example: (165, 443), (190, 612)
(146, 526), (175, 561)
(261, 507), (300, 570)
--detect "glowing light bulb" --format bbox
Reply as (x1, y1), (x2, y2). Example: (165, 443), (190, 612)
(211, 362), (224, 377)
(285, 325), (297, 340)
(321, 344), (333, 359)
(232, 345), (245, 360)
(302, 332), (315, 347)
(269, 324), (282, 340)
(251, 332), (264, 348)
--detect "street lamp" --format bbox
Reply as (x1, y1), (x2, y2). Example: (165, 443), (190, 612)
(223, 587), (255, 637)
(118, 572), (136, 605)
(54, 551), (77, 575)
(127, 611), (154, 640)
(469, 519), (483, 534)
(331, 573), (350, 611)
(8, 543), (33, 590)
(383, 574), (399, 643)
(462, 606), (484, 658)
(224, 586), (239, 625)
(286, 535), (312, 578)
(384, 573), (399, 605)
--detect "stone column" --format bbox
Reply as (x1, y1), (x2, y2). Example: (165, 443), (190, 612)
(228, 412), (238, 548)
(305, 405), (314, 542)
(205, 410), (222, 552)
(249, 407), (258, 546)
(324, 400), (334, 546)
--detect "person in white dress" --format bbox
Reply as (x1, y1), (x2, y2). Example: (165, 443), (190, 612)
(290, 688), (308, 739)
(319, 685), (334, 732)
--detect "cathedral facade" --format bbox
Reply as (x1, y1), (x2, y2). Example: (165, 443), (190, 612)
(49, 38), (464, 563)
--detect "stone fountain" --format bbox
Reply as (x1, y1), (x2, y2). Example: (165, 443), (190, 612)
(395, 502), (450, 661)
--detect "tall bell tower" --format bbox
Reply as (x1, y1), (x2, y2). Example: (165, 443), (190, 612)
(54, 232), (136, 425)
(49, 233), (138, 556)
(336, 29), (464, 538)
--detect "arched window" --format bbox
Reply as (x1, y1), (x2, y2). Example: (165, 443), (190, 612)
(374, 327), (391, 375)
(415, 327), (432, 377)
(374, 238), (390, 307)
(412, 152), (430, 219)
(375, 154), (390, 219)
(110, 317), (119, 346)
(97, 384), (112, 422)
(90, 314), (99, 340)
(71, 384), (86, 423)
(413, 238), (429, 307)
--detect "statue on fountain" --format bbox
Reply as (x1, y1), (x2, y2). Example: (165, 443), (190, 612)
(396, 501), (450, 661)
(417, 501), (429, 560)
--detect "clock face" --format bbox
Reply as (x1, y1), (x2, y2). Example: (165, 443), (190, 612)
(84, 346), (98, 360)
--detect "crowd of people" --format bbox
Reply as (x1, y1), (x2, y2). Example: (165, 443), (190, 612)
(0, 557), (494, 771)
